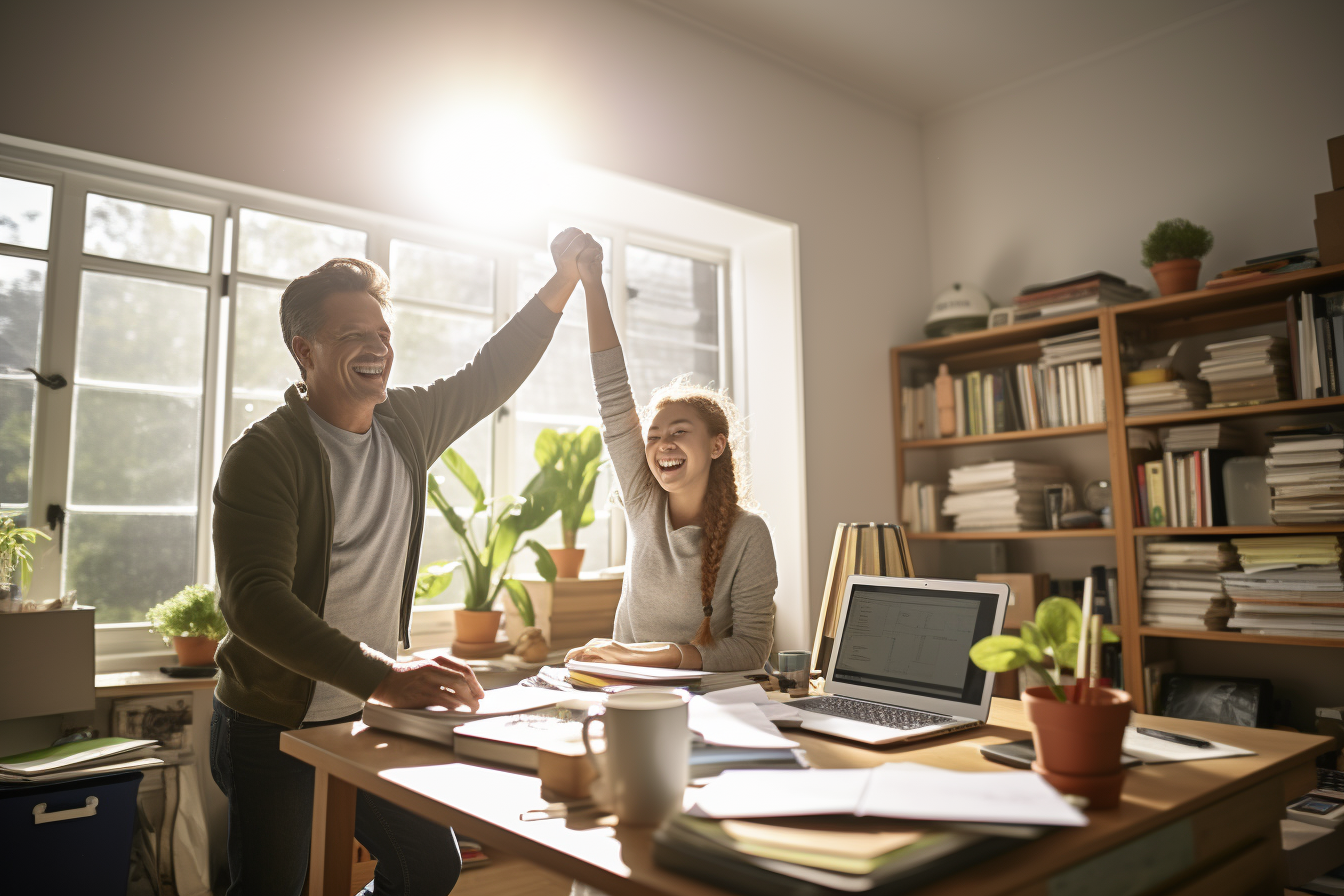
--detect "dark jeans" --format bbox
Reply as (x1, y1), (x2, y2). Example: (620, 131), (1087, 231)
(210, 697), (461, 896)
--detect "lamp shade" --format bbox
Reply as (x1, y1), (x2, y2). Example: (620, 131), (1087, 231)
(809, 523), (913, 677)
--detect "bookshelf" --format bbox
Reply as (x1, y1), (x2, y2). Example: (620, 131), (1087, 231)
(891, 262), (1344, 712)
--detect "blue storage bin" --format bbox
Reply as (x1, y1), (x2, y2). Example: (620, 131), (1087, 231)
(1, 770), (143, 895)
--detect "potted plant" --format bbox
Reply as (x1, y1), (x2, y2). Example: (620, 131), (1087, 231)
(416, 448), (559, 646)
(0, 513), (50, 610)
(970, 597), (1131, 808)
(530, 426), (605, 578)
(146, 584), (228, 666)
(1141, 218), (1213, 296)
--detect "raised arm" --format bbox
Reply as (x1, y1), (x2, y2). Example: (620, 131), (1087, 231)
(580, 238), (619, 352)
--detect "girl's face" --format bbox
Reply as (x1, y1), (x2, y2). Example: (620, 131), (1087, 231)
(645, 401), (727, 496)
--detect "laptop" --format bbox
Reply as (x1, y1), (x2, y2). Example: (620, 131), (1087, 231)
(791, 574), (1010, 745)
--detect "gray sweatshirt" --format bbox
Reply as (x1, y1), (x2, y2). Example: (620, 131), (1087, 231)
(591, 347), (777, 671)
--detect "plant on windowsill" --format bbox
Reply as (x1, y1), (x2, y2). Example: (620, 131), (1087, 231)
(530, 426), (606, 579)
(1141, 218), (1213, 296)
(0, 512), (51, 612)
(415, 448), (559, 651)
(969, 597), (1131, 808)
(146, 584), (228, 667)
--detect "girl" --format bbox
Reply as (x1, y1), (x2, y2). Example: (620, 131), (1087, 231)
(564, 235), (777, 672)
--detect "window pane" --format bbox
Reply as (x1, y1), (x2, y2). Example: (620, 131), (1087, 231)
(65, 512), (196, 622)
(0, 255), (46, 373)
(76, 272), (207, 388)
(390, 306), (494, 387)
(627, 339), (719, 405)
(0, 380), (35, 507)
(390, 240), (493, 309)
(514, 324), (598, 418)
(626, 245), (719, 347)
(70, 388), (201, 506)
(233, 283), (289, 392)
(237, 208), (366, 280)
(0, 177), (54, 250)
(84, 194), (212, 273)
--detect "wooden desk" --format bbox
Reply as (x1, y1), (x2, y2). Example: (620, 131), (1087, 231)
(281, 698), (1331, 896)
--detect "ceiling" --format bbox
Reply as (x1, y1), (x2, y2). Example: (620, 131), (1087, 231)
(637, 0), (1238, 116)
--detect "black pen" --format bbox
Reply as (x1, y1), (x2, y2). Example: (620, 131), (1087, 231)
(1135, 727), (1212, 748)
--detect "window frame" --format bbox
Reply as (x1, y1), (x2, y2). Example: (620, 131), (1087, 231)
(3, 147), (742, 668)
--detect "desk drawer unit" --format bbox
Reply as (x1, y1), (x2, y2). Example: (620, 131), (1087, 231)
(1009, 778), (1284, 896)
(0, 771), (143, 894)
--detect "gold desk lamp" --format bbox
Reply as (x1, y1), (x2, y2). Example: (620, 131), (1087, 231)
(810, 523), (914, 677)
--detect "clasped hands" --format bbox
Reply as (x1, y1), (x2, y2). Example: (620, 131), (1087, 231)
(550, 226), (604, 283)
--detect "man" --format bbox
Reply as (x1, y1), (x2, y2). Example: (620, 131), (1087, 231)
(210, 227), (595, 895)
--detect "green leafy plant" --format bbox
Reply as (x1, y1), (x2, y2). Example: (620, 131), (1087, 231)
(415, 448), (559, 625)
(146, 584), (228, 644)
(531, 426), (605, 550)
(968, 597), (1120, 702)
(1141, 218), (1213, 267)
(0, 512), (50, 590)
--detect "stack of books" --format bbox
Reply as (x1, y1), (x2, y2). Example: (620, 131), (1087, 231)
(1289, 291), (1344, 400)
(542, 662), (759, 695)
(1266, 426), (1344, 523)
(0, 737), (163, 784)
(1197, 335), (1292, 408)
(1209, 248), (1320, 285)
(941, 460), (1064, 531)
(899, 480), (944, 533)
(1011, 272), (1146, 322)
(1123, 379), (1208, 416)
(1141, 542), (1237, 630)
(1223, 536), (1344, 637)
(1133, 425), (1242, 527)
(458, 838), (490, 869)
(1035, 330), (1107, 427)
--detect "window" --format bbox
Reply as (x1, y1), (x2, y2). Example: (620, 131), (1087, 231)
(5, 154), (734, 634)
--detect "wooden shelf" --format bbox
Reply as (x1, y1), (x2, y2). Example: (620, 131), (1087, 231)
(1113, 262), (1344, 325)
(1134, 525), (1344, 537)
(892, 309), (1103, 359)
(901, 423), (1108, 449)
(907, 529), (1116, 541)
(1124, 395), (1344, 427)
(1138, 627), (1344, 649)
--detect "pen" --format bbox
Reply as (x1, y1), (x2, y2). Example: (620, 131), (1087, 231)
(1135, 727), (1212, 748)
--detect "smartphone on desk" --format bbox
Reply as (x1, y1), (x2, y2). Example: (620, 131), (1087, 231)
(980, 739), (1143, 769)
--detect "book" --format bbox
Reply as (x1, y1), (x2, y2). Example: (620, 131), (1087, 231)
(360, 685), (565, 746)
(0, 737), (159, 777)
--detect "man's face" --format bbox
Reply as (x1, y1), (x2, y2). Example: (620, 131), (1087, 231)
(295, 290), (394, 411)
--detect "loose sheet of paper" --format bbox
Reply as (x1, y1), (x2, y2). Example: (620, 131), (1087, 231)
(689, 696), (800, 749)
(702, 683), (805, 723)
(690, 762), (1088, 827)
(1121, 727), (1255, 764)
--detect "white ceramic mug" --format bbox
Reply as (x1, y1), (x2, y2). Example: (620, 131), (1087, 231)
(580, 690), (691, 825)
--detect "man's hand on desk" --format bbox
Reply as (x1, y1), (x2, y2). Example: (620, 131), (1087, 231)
(369, 654), (485, 711)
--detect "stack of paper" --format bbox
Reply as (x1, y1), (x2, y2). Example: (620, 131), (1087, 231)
(1160, 422), (1246, 453)
(1223, 536), (1344, 636)
(1124, 380), (1209, 416)
(1142, 541), (1237, 630)
(1197, 335), (1292, 408)
(941, 460), (1064, 531)
(0, 737), (162, 783)
(1266, 430), (1344, 523)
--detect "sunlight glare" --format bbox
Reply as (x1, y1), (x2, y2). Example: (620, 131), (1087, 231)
(407, 101), (559, 226)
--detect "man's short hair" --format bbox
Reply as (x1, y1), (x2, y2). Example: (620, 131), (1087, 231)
(279, 257), (393, 380)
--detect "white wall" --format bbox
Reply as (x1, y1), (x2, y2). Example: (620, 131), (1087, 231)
(923, 0), (1344, 304)
(4, 0), (930, 623)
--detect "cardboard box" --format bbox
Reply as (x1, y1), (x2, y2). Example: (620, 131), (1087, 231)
(1329, 134), (1344, 191)
(1318, 216), (1344, 268)
(975, 572), (1049, 629)
(1316, 188), (1344, 224)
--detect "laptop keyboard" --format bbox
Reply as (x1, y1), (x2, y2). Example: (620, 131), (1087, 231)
(791, 696), (955, 730)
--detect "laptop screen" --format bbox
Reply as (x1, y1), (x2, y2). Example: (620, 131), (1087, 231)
(830, 582), (1000, 704)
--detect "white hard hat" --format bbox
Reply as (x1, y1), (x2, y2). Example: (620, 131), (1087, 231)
(924, 283), (990, 338)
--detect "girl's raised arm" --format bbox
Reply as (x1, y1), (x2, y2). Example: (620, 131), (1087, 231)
(578, 239), (619, 352)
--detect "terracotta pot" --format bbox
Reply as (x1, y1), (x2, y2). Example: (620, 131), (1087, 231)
(550, 547), (586, 579)
(1023, 685), (1132, 809)
(172, 636), (219, 667)
(454, 609), (503, 644)
(1149, 258), (1201, 296)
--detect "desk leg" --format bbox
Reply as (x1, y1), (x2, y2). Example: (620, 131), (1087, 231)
(309, 769), (356, 896)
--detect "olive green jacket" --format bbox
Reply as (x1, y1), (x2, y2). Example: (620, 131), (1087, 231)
(213, 297), (560, 728)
